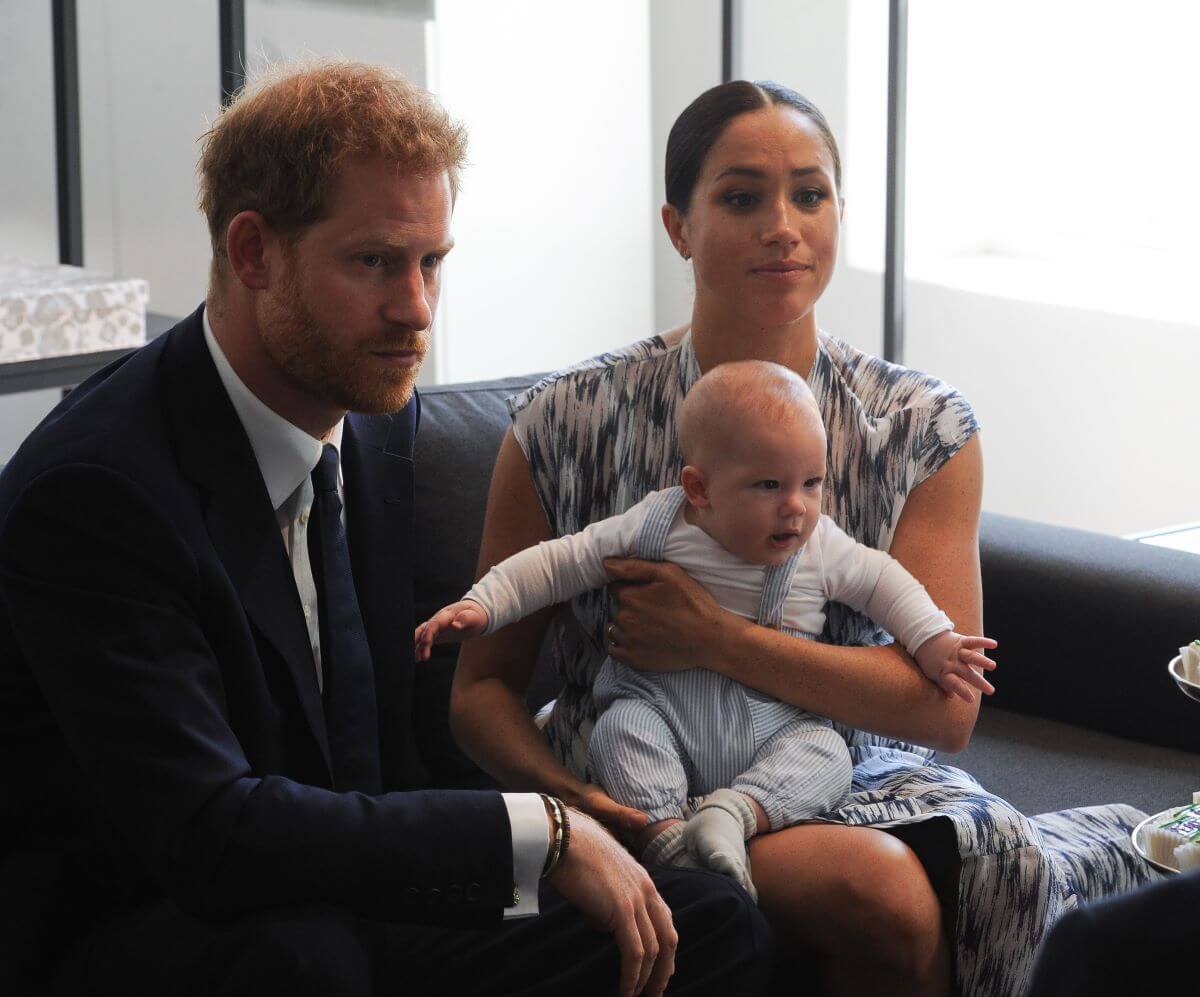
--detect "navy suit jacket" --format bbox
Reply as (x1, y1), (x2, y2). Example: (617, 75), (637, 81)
(0, 307), (511, 930)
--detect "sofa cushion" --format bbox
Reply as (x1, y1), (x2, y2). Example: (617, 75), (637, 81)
(979, 512), (1200, 754)
(951, 705), (1199, 817)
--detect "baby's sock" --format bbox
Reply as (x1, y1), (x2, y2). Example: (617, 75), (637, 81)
(642, 821), (700, 869)
(682, 789), (758, 901)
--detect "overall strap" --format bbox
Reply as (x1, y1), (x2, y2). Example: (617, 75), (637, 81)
(633, 486), (689, 561)
(756, 549), (804, 630)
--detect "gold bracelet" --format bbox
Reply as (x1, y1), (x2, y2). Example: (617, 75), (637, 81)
(540, 794), (565, 878)
(558, 798), (571, 863)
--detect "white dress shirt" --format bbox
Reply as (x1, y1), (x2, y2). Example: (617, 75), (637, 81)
(202, 310), (548, 917)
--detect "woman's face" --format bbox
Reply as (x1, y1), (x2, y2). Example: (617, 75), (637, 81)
(667, 106), (842, 330)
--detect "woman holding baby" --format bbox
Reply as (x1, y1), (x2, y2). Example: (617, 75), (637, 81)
(448, 82), (1146, 996)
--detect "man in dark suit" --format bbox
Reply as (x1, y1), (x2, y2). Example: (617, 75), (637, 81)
(1026, 869), (1198, 993)
(0, 61), (771, 996)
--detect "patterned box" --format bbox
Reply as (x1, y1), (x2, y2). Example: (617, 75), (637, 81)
(0, 262), (149, 363)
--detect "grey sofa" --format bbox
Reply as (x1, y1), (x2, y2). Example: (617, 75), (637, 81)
(413, 374), (1200, 820)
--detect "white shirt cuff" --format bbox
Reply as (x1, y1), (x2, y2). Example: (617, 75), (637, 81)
(502, 792), (549, 919)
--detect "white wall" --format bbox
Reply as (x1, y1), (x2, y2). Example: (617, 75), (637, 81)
(78, 0), (220, 319)
(649, 0), (721, 333)
(2, 0), (221, 457)
(906, 282), (1200, 536)
(0, 0), (58, 267)
(0, 0), (68, 456)
(430, 0), (654, 382)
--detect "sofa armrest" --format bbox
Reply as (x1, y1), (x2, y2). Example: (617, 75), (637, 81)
(980, 511), (1200, 753)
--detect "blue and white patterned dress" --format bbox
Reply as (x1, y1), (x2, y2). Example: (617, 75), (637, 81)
(508, 328), (1157, 997)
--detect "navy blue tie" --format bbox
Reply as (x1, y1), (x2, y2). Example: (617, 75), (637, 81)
(308, 444), (381, 793)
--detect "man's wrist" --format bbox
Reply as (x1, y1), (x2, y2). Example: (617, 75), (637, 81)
(539, 794), (570, 878)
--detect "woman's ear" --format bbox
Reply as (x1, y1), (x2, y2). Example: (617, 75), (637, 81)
(680, 465), (709, 507)
(661, 203), (690, 261)
(225, 210), (275, 291)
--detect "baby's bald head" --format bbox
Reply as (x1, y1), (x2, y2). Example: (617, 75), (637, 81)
(678, 360), (824, 468)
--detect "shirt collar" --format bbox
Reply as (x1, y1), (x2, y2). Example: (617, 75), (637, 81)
(203, 307), (344, 511)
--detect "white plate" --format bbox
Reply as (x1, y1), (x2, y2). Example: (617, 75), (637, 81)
(1168, 654), (1200, 704)
(1132, 808), (1196, 874)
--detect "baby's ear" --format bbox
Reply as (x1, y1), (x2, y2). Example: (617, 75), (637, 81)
(680, 465), (709, 507)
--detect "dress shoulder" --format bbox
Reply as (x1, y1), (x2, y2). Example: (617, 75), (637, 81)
(506, 334), (689, 536)
(818, 332), (980, 491)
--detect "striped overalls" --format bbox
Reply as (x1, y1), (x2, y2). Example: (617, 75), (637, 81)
(588, 487), (853, 829)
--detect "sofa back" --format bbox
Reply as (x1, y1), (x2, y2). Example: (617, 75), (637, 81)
(415, 375), (1200, 754)
(979, 513), (1199, 753)
(413, 374), (564, 721)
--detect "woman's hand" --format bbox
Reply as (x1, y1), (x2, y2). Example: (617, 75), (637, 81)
(603, 558), (745, 673)
(414, 599), (489, 661)
(564, 782), (650, 842)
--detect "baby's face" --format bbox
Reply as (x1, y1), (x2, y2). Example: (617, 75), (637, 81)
(698, 409), (826, 566)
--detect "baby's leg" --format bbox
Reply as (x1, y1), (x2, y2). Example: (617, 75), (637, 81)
(733, 720), (853, 831)
(588, 696), (691, 855)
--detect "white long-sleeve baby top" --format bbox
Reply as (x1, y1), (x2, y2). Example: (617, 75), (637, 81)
(465, 488), (951, 656)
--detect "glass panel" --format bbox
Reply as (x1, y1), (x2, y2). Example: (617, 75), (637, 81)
(430, 0), (653, 383)
(78, 0), (221, 319)
(901, 0), (1200, 534)
(0, 0), (58, 266)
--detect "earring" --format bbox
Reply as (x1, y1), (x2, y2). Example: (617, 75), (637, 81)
(680, 249), (691, 261)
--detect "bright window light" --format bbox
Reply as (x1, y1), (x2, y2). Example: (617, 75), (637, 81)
(847, 0), (1200, 325)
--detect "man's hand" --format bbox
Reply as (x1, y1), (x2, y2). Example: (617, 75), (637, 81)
(413, 600), (489, 661)
(548, 809), (678, 997)
(913, 631), (997, 702)
(603, 558), (739, 673)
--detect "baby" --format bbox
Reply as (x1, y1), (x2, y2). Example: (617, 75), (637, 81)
(417, 360), (996, 898)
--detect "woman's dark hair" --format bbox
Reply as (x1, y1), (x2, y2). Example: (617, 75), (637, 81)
(665, 80), (842, 212)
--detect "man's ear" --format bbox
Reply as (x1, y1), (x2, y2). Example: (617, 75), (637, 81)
(225, 210), (276, 292)
(661, 203), (690, 261)
(680, 465), (710, 508)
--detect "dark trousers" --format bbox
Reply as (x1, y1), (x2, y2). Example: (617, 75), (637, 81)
(1026, 868), (1200, 994)
(51, 866), (773, 996)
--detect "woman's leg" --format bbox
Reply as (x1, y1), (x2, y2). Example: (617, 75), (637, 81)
(749, 823), (950, 997)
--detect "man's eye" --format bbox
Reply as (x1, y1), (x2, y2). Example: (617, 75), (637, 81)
(362, 254), (385, 268)
(421, 254), (443, 270)
(756, 480), (780, 490)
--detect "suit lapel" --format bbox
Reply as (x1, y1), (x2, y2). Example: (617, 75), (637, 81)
(162, 309), (333, 781)
(342, 399), (422, 789)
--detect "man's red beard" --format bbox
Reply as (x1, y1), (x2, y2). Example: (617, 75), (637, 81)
(258, 267), (426, 414)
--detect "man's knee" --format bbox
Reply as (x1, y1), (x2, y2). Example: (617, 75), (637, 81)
(652, 867), (774, 987)
(203, 905), (372, 997)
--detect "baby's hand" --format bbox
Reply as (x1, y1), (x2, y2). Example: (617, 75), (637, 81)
(913, 631), (997, 702)
(413, 600), (489, 661)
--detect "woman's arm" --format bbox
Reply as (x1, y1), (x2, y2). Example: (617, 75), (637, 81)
(605, 434), (986, 753)
(449, 429), (647, 829)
